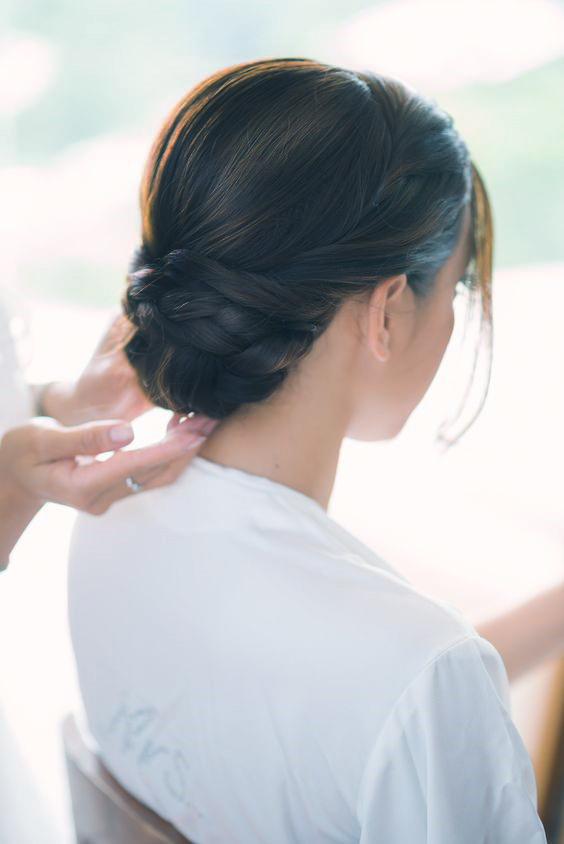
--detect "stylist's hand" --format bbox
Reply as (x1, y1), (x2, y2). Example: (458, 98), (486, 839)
(38, 313), (151, 426)
(0, 414), (217, 517)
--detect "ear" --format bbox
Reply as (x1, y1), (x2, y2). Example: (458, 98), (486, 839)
(366, 274), (408, 363)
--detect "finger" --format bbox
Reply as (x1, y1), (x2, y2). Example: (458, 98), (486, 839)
(99, 455), (180, 493)
(32, 434), (195, 511)
(122, 451), (195, 487)
(70, 426), (209, 489)
(84, 453), (195, 515)
(35, 420), (134, 463)
(198, 417), (219, 435)
(167, 412), (218, 434)
(167, 412), (184, 432)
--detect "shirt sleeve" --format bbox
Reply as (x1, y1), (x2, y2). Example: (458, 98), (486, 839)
(356, 635), (548, 843)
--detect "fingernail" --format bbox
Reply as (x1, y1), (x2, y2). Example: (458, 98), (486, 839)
(177, 414), (206, 428)
(109, 424), (134, 444)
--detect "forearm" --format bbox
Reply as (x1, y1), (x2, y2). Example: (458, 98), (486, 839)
(476, 580), (564, 684)
(0, 483), (42, 569)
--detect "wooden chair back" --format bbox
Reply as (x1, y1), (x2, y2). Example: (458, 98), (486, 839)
(61, 713), (192, 844)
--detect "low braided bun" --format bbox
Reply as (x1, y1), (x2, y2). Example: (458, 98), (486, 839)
(122, 58), (492, 425)
(123, 245), (328, 418)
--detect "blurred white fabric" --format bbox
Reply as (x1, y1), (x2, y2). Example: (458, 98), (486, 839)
(0, 293), (33, 432)
(0, 296), (60, 843)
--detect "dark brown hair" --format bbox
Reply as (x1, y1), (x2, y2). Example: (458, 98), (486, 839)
(122, 57), (493, 446)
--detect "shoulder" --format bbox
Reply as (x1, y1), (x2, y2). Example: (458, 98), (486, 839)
(305, 551), (482, 699)
(356, 635), (546, 843)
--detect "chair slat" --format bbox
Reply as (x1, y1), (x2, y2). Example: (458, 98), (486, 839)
(62, 713), (192, 844)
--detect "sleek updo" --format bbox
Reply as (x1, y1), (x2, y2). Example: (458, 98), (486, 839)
(123, 58), (493, 440)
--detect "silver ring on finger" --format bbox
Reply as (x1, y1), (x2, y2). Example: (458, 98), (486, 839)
(125, 475), (143, 494)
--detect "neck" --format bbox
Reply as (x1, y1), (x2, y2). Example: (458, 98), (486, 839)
(197, 369), (352, 512)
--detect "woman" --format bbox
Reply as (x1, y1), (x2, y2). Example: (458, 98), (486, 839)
(0, 305), (216, 843)
(68, 59), (552, 842)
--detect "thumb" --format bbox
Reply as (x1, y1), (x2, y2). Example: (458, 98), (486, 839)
(41, 420), (134, 462)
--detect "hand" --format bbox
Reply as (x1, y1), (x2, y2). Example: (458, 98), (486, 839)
(0, 413), (217, 518)
(39, 313), (152, 426)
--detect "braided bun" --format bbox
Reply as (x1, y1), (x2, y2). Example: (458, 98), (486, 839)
(123, 246), (326, 418)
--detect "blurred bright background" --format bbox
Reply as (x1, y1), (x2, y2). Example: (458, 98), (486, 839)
(1, 0), (564, 840)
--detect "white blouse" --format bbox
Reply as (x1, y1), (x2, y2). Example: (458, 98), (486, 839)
(68, 455), (548, 843)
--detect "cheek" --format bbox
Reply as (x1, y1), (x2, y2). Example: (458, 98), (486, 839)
(436, 304), (455, 361)
(419, 302), (455, 385)
(347, 301), (455, 441)
(445, 305), (455, 345)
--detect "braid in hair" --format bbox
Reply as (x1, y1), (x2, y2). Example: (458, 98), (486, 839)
(123, 245), (328, 418)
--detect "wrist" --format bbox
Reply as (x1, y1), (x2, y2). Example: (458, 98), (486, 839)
(36, 381), (77, 425)
(0, 472), (44, 516)
(0, 479), (44, 571)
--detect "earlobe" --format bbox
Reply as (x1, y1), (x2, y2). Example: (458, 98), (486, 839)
(371, 328), (391, 363)
(367, 301), (391, 364)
